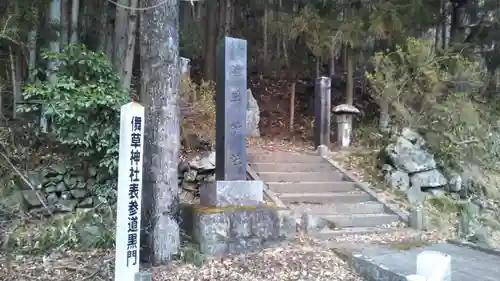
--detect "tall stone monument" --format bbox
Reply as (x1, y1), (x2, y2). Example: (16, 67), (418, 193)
(200, 36), (263, 207)
(314, 76), (332, 156)
(192, 37), (296, 256)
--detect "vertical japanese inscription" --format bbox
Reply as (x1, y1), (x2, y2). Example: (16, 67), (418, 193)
(115, 102), (144, 281)
(215, 37), (248, 180)
(126, 115), (142, 267)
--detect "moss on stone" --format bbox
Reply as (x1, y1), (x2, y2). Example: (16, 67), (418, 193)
(192, 203), (281, 214)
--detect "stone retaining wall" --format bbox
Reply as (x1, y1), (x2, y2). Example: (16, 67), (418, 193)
(17, 164), (100, 212)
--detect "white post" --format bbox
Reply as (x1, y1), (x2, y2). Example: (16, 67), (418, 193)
(115, 102), (145, 281)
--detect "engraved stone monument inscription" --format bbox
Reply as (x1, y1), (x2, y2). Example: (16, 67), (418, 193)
(215, 37), (248, 181)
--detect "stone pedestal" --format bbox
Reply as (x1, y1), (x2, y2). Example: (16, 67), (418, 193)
(200, 180), (264, 207)
(192, 204), (296, 256)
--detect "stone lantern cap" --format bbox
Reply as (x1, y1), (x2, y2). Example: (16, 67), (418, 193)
(332, 104), (360, 115)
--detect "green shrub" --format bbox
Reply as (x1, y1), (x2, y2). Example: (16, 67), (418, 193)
(19, 44), (128, 178)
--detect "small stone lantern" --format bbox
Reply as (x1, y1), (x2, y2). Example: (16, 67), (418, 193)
(332, 104), (360, 149)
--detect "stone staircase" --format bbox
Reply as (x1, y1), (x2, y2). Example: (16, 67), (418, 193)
(248, 151), (404, 238)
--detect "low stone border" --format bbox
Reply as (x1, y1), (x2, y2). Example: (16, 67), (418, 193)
(331, 247), (407, 281)
(447, 239), (500, 256)
(322, 155), (410, 224)
(246, 164), (286, 208)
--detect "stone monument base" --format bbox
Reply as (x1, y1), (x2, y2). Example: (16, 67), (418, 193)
(183, 203), (296, 257)
(200, 180), (264, 207)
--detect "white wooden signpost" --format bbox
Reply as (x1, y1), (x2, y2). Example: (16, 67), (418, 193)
(114, 102), (145, 281)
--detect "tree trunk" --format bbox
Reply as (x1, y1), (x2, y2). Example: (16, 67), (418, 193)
(289, 82), (295, 131)
(97, 0), (109, 53)
(70, 0), (79, 43)
(218, 0), (225, 37)
(61, 0), (69, 46)
(379, 97), (390, 133)
(27, 27), (38, 82)
(224, 0), (231, 35)
(262, 0), (269, 71)
(345, 44), (354, 105)
(140, 0), (181, 265)
(203, 0), (217, 82)
(114, 0), (129, 76)
(9, 46), (21, 119)
(122, 0), (139, 91)
(329, 35), (336, 76)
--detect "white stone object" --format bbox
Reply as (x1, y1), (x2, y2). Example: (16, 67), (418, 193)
(200, 180), (264, 207)
(406, 275), (427, 281)
(416, 251), (451, 281)
(332, 104), (360, 149)
(115, 102), (145, 281)
(316, 144), (329, 157)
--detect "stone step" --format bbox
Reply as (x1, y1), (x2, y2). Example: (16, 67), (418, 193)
(279, 192), (373, 204)
(251, 162), (332, 173)
(311, 226), (398, 239)
(289, 202), (385, 215)
(258, 172), (344, 183)
(268, 182), (357, 193)
(323, 213), (400, 228)
(248, 153), (323, 164)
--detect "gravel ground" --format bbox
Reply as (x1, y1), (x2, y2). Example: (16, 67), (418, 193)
(154, 238), (362, 281)
(0, 230), (450, 281)
(0, 237), (363, 281)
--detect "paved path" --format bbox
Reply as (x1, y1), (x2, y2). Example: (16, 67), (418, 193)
(334, 241), (500, 281)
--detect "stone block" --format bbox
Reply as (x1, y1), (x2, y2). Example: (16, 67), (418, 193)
(228, 210), (252, 238)
(251, 207), (278, 239)
(228, 238), (262, 254)
(193, 211), (230, 244)
(200, 180), (263, 207)
(277, 209), (297, 240)
(192, 204), (296, 257)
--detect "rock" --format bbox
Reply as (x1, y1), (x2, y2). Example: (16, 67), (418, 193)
(48, 164), (67, 175)
(61, 191), (73, 200)
(410, 169), (448, 189)
(184, 169), (197, 182)
(86, 178), (96, 188)
(46, 193), (59, 205)
(26, 171), (43, 190)
(56, 181), (68, 192)
(76, 181), (87, 189)
(178, 160), (189, 174)
(189, 151), (216, 170)
(385, 136), (437, 173)
(45, 183), (57, 193)
(447, 173), (462, 192)
(78, 197), (94, 208)
(246, 89), (260, 137)
(427, 189), (446, 197)
(64, 176), (78, 188)
(406, 185), (426, 206)
(57, 199), (78, 212)
(70, 189), (87, 199)
(381, 164), (395, 174)
(88, 166), (97, 177)
(384, 170), (410, 191)
(400, 127), (425, 148)
(22, 190), (43, 208)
